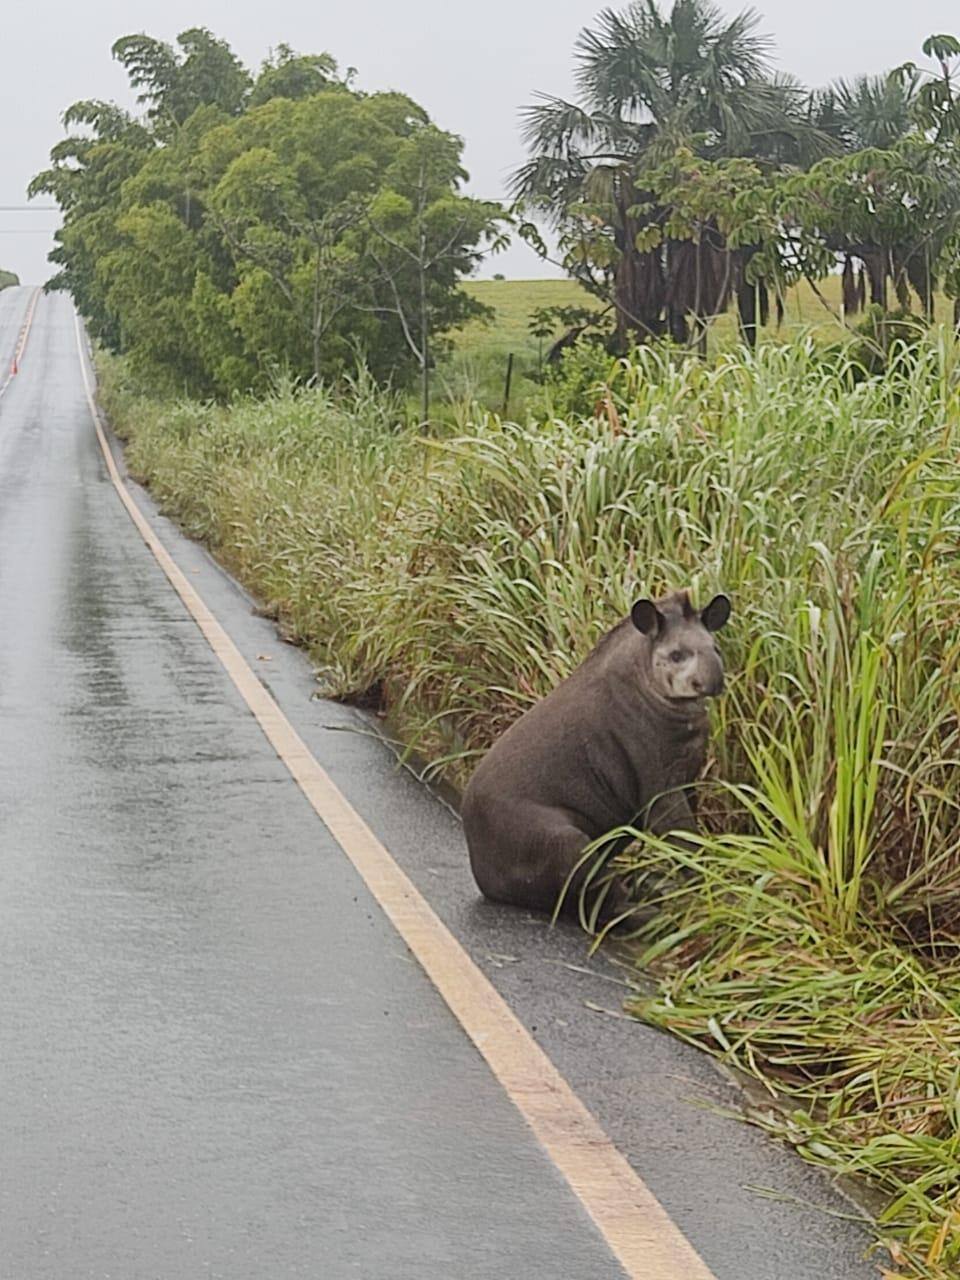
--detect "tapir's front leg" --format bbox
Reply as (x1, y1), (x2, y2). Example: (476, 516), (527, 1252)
(646, 788), (698, 839)
(632, 789), (701, 899)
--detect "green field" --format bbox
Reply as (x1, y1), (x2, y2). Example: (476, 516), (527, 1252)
(449, 275), (955, 414)
(461, 278), (597, 348)
(454, 275), (814, 413)
(432, 279), (594, 412)
(463, 273), (953, 342)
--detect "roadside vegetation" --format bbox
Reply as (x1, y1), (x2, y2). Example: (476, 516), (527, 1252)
(39, 2), (960, 1274)
(35, 13), (960, 414)
(101, 330), (960, 1275)
(0, 269), (19, 290)
(513, 11), (960, 360)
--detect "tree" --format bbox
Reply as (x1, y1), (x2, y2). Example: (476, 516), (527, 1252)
(773, 37), (960, 325)
(898, 34), (960, 144)
(197, 92), (501, 389)
(87, 106), (248, 393)
(641, 148), (788, 348)
(249, 45), (341, 107)
(29, 99), (156, 346)
(514, 0), (826, 349)
(33, 32), (505, 396)
(202, 130), (369, 383)
(811, 72), (918, 152)
(112, 28), (251, 135)
(361, 126), (506, 418)
(775, 135), (960, 328)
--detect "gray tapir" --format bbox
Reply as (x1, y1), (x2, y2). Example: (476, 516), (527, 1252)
(461, 590), (731, 920)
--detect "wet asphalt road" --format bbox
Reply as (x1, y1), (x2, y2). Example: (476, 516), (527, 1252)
(0, 289), (883, 1279)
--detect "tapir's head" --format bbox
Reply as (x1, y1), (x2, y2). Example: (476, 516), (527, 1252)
(630, 591), (731, 703)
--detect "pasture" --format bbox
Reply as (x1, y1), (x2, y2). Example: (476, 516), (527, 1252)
(446, 274), (954, 415)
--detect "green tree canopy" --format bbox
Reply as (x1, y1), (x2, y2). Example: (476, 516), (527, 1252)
(517, 3), (960, 351)
(514, 0), (826, 348)
(249, 45), (341, 107)
(112, 28), (252, 133)
(32, 29), (504, 398)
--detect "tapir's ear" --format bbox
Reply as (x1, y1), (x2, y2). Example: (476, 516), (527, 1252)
(631, 599), (664, 636)
(701, 594), (731, 632)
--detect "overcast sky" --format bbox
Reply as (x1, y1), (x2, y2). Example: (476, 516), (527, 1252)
(3, 0), (959, 283)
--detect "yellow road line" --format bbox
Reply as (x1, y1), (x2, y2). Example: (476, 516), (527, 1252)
(72, 307), (717, 1280)
(0, 287), (41, 401)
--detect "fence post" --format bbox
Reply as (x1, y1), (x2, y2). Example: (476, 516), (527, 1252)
(501, 352), (514, 416)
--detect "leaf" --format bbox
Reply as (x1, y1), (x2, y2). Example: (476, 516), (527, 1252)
(922, 33), (960, 60)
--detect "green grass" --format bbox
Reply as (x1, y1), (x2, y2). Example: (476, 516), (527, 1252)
(0, 269), (19, 291)
(460, 278), (598, 349)
(98, 329), (960, 1277)
(431, 278), (598, 415)
(446, 275), (958, 414)
(460, 273), (957, 344)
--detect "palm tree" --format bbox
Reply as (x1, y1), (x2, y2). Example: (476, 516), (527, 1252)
(514, 0), (825, 348)
(812, 72), (918, 152)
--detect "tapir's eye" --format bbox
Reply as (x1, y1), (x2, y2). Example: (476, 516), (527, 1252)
(669, 648), (688, 663)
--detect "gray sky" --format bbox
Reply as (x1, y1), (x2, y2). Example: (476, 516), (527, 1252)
(3, 0), (960, 283)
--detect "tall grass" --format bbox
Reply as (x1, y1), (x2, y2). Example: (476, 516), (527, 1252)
(101, 332), (960, 1273)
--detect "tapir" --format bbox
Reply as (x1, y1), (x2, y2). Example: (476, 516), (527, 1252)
(461, 590), (731, 920)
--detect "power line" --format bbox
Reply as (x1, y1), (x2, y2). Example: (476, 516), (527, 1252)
(0, 206), (58, 211)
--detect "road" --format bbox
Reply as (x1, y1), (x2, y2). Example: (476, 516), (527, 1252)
(0, 287), (881, 1279)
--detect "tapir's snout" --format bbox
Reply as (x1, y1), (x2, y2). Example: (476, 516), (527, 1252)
(694, 655), (725, 698)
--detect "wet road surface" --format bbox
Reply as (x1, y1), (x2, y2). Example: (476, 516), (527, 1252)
(0, 289), (882, 1278)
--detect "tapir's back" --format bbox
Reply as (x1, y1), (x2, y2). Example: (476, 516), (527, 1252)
(462, 620), (651, 827)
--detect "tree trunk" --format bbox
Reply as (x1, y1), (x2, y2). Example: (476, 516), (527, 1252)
(737, 277), (758, 348)
(611, 198), (665, 350)
(613, 248), (656, 351)
(905, 249), (934, 322)
(859, 248), (888, 309)
(419, 261), (429, 424)
(841, 256), (860, 317)
(667, 306), (688, 345)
